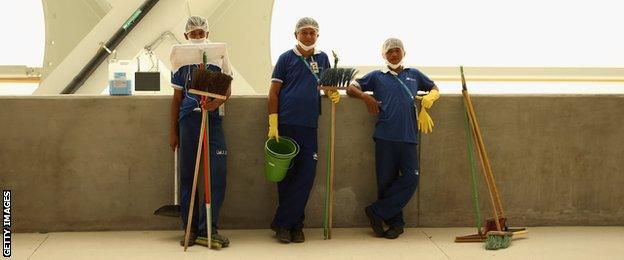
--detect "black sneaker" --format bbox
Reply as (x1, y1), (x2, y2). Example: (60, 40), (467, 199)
(365, 206), (385, 237)
(384, 226), (404, 239)
(275, 227), (291, 243)
(291, 228), (305, 243)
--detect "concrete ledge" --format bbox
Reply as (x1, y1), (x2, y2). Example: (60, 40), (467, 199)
(1, 94), (623, 232)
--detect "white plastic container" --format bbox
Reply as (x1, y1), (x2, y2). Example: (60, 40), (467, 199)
(108, 60), (135, 95)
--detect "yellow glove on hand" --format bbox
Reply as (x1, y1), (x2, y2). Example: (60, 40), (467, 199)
(268, 113), (279, 141)
(418, 108), (434, 134)
(419, 89), (440, 109)
(327, 90), (340, 104)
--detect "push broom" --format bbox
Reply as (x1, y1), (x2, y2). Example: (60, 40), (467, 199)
(458, 66), (506, 246)
(183, 52), (232, 251)
(459, 66), (526, 249)
(318, 51), (357, 239)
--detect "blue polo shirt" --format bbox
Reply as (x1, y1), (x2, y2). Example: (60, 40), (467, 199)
(355, 67), (435, 143)
(171, 64), (224, 121)
(271, 47), (330, 128)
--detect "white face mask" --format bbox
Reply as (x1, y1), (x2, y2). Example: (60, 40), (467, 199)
(297, 40), (315, 51)
(385, 59), (403, 70)
(189, 38), (207, 44)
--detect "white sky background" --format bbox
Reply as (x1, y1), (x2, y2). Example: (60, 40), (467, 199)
(0, 0), (45, 67)
(271, 0), (624, 67)
(0, 0), (622, 94)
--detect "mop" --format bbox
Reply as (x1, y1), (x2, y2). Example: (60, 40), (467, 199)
(459, 66), (527, 249)
(153, 149), (181, 217)
(318, 51), (357, 239)
(182, 52), (232, 251)
(454, 110), (486, 242)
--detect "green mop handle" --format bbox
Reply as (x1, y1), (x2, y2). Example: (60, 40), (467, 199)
(463, 67), (482, 234)
(465, 110), (482, 234)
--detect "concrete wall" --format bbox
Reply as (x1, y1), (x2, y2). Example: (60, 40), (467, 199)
(1, 95), (623, 232)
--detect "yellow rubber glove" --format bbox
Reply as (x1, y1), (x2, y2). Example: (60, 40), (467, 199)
(268, 113), (279, 141)
(419, 89), (440, 109)
(418, 108), (434, 134)
(327, 89), (340, 104)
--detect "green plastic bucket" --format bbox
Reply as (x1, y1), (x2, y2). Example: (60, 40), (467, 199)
(264, 137), (299, 182)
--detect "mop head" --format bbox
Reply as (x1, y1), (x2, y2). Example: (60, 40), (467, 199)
(485, 231), (511, 250)
(319, 68), (358, 89)
(189, 64), (232, 96)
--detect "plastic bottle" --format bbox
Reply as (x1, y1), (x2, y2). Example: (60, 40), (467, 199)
(108, 60), (135, 95)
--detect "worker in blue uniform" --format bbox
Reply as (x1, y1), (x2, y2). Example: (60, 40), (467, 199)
(169, 16), (231, 247)
(267, 17), (340, 243)
(347, 38), (440, 239)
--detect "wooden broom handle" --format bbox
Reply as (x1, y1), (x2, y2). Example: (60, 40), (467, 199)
(328, 101), (336, 239)
(462, 92), (502, 232)
(464, 93), (505, 217)
(183, 107), (208, 251)
(461, 66), (505, 217)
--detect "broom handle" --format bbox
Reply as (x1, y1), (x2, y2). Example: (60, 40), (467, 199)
(323, 99), (337, 239)
(461, 66), (505, 218)
(324, 51), (338, 239)
(183, 106), (207, 251)
(175, 148), (179, 205)
(464, 93), (505, 217)
(329, 101), (336, 239)
(203, 112), (212, 249)
(464, 110), (482, 235)
(462, 91), (502, 232)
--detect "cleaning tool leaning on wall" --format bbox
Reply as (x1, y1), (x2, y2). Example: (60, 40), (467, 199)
(169, 16), (232, 248)
(346, 37), (440, 239)
(318, 51), (357, 240)
(267, 17), (337, 244)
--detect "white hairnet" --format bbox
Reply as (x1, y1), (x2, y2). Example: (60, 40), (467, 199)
(295, 17), (319, 33)
(185, 16), (209, 33)
(382, 38), (405, 56)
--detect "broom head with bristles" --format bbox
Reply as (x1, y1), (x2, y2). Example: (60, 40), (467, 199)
(455, 233), (486, 243)
(318, 68), (358, 90)
(189, 64), (232, 99)
(482, 217), (507, 234)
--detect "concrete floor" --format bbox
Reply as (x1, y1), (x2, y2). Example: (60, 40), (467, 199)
(10, 227), (624, 260)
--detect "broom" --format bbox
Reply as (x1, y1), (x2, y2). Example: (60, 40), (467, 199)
(460, 66), (526, 249)
(197, 115), (223, 249)
(460, 66), (506, 248)
(318, 51), (357, 239)
(183, 52), (232, 251)
(455, 110), (486, 242)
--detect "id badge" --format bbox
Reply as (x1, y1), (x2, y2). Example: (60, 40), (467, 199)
(310, 61), (319, 74)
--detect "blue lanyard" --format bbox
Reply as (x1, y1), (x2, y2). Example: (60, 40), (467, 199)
(392, 74), (414, 100)
(298, 56), (320, 83)
(392, 73), (419, 121)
